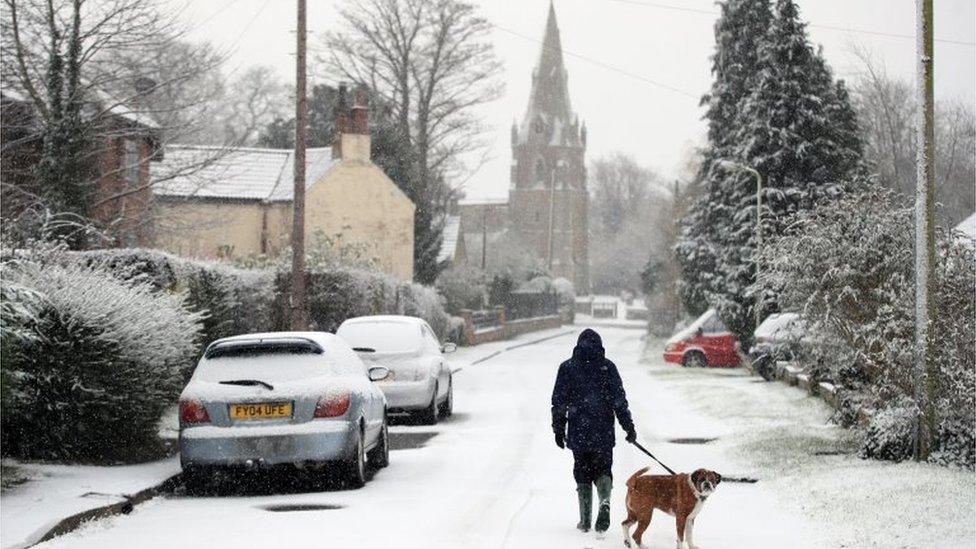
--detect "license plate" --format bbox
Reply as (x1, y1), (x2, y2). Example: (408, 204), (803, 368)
(229, 402), (292, 420)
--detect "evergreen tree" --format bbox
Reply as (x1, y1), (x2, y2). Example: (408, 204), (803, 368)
(676, 0), (865, 339)
(675, 0), (774, 317)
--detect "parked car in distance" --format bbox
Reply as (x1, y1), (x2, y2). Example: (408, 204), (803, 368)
(337, 316), (456, 425)
(179, 332), (390, 489)
(748, 312), (806, 380)
(663, 309), (740, 368)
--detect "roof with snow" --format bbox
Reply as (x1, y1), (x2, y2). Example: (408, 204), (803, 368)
(153, 145), (334, 202)
(438, 216), (462, 263)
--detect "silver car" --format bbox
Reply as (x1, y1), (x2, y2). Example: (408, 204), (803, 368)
(178, 332), (390, 488)
(336, 316), (456, 425)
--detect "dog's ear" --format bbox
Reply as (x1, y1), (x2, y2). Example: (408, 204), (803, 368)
(714, 472), (723, 485)
(690, 469), (704, 487)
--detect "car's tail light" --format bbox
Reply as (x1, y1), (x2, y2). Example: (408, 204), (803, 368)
(179, 399), (210, 424)
(314, 393), (350, 418)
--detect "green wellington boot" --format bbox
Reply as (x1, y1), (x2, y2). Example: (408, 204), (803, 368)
(594, 475), (613, 534)
(576, 483), (592, 532)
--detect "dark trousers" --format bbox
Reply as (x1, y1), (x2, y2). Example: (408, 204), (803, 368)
(572, 449), (613, 484)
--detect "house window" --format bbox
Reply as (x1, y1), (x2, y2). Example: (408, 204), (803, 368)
(124, 139), (141, 186)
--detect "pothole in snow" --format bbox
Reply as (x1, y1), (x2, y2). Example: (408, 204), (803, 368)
(667, 437), (718, 445)
(260, 503), (344, 512)
(389, 431), (438, 450)
(812, 449), (848, 456)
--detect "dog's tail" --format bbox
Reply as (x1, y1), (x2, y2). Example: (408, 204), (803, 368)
(626, 466), (650, 491)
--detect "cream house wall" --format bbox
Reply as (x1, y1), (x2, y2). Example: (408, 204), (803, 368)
(303, 160), (415, 280)
(154, 199), (267, 259)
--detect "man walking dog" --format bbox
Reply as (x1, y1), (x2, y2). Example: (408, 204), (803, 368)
(551, 328), (636, 537)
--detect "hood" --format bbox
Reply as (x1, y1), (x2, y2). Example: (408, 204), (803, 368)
(572, 328), (605, 363)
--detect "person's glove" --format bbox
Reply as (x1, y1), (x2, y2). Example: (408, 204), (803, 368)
(555, 430), (565, 449)
(625, 426), (637, 444)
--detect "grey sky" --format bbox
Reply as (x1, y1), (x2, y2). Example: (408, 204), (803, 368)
(175, 0), (975, 199)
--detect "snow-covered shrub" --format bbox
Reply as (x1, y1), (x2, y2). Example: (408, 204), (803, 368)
(862, 402), (917, 463)
(435, 266), (486, 314)
(1, 258), (202, 461)
(551, 277), (575, 305)
(288, 268), (452, 339)
(70, 249), (276, 347)
(758, 188), (976, 467)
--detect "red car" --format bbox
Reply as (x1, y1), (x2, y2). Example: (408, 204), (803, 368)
(663, 309), (740, 367)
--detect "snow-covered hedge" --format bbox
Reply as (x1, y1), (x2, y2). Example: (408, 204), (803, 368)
(0, 256), (202, 461)
(757, 188), (976, 467)
(72, 249), (276, 349)
(288, 269), (454, 340)
(435, 265), (486, 314)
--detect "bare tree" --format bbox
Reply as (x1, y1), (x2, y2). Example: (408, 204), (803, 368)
(1, 0), (232, 247)
(321, 0), (502, 283)
(221, 66), (289, 146)
(850, 46), (975, 227)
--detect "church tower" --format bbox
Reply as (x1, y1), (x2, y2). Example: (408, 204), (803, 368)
(509, 2), (589, 291)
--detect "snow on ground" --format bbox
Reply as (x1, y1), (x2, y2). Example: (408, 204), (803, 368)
(16, 326), (976, 549)
(0, 457), (180, 549)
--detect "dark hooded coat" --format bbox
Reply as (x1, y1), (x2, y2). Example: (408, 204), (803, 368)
(551, 329), (635, 451)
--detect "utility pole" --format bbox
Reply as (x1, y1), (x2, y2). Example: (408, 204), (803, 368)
(913, 0), (937, 461)
(290, 0), (308, 330)
(716, 160), (763, 329)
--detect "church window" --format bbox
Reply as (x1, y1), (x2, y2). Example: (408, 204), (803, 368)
(534, 159), (545, 184)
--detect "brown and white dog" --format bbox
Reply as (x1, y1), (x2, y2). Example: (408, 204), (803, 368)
(621, 466), (722, 549)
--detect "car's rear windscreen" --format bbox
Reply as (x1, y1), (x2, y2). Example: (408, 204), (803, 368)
(205, 338), (323, 359)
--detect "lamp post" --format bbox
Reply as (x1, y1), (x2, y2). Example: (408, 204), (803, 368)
(717, 160), (763, 329)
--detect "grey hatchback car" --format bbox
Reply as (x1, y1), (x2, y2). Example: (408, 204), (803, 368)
(178, 332), (390, 488)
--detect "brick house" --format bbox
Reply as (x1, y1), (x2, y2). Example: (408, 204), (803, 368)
(0, 88), (160, 246)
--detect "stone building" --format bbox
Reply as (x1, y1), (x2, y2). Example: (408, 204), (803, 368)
(153, 87), (415, 280)
(458, 4), (589, 291)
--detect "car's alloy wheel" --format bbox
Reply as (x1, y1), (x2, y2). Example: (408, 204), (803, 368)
(682, 352), (707, 368)
(438, 378), (453, 418)
(345, 428), (367, 488)
(418, 383), (439, 425)
(367, 420), (390, 468)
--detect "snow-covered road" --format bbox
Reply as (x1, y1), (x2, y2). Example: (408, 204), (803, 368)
(38, 326), (974, 549)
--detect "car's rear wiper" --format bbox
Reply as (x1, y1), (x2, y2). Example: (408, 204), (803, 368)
(352, 347), (376, 353)
(219, 379), (274, 390)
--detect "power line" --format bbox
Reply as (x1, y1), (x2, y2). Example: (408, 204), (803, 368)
(607, 0), (976, 47)
(490, 23), (699, 99)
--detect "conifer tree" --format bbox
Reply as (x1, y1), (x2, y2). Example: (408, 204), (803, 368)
(676, 0), (865, 338)
(675, 0), (774, 317)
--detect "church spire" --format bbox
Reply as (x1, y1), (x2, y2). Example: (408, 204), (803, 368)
(520, 1), (575, 141)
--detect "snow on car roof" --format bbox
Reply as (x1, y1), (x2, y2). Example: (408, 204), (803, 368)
(340, 315), (426, 325)
(754, 312), (801, 339)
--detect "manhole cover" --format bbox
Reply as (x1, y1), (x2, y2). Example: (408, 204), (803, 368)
(261, 504), (343, 512)
(667, 437), (717, 445)
(389, 431), (438, 450)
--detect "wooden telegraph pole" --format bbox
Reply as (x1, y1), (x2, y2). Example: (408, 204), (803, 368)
(913, 0), (937, 460)
(290, 0), (308, 330)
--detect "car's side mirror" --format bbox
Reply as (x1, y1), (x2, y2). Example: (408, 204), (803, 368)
(695, 327), (704, 338)
(368, 366), (390, 382)
(441, 342), (457, 354)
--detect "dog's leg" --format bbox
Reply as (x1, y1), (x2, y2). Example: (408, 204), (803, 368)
(632, 509), (652, 549)
(686, 518), (697, 549)
(621, 506), (638, 548)
(675, 515), (688, 549)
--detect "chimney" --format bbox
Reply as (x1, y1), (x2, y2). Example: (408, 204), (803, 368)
(332, 82), (371, 162)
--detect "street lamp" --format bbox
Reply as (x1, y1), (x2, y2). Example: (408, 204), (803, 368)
(716, 159), (763, 329)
